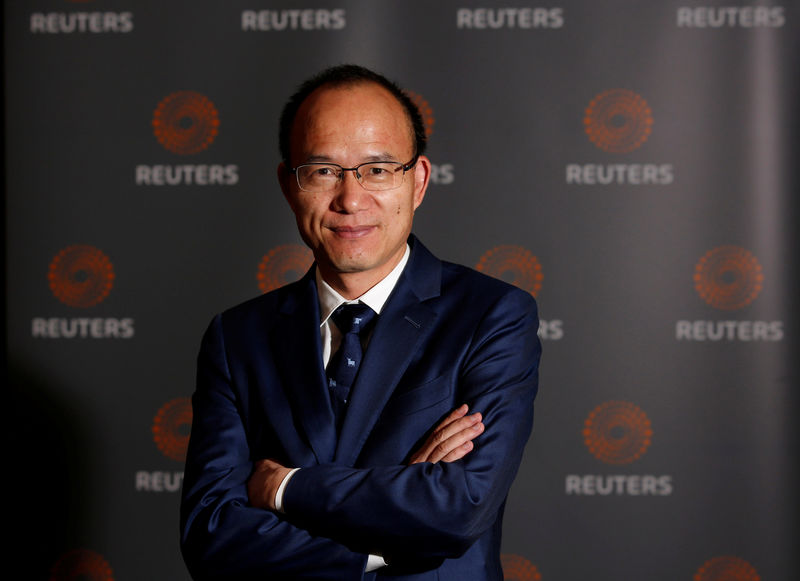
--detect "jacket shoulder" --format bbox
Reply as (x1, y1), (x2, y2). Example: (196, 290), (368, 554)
(439, 260), (537, 308)
(215, 274), (313, 330)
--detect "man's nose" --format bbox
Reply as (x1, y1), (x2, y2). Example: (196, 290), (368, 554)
(332, 170), (369, 212)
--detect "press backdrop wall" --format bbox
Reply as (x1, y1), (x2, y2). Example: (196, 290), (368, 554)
(6, 1), (798, 580)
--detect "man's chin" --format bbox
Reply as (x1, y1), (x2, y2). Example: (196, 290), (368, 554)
(328, 258), (375, 275)
(317, 254), (389, 282)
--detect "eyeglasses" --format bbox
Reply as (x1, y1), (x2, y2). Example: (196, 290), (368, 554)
(290, 157), (418, 193)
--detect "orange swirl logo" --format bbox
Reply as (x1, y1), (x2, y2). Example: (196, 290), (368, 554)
(501, 554), (542, 581)
(152, 397), (192, 462)
(406, 90), (435, 137)
(257, 244), (314, 293)
(583, 401), (653, 465)
(152, 91), (220, 155)
(584, 89), (653, 153)
(49, 549), (114, 581)
(476, 245), (543, 297)
(694, 556), (760, 581)
(48, 245), (115, 308)
(694, 246), (764, 310)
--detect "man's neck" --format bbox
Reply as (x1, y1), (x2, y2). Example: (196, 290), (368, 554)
(318, 271), (384, 300)
(317, 245), (410, 300)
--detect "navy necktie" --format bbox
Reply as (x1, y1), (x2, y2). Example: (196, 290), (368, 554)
(327, 303), (376, 429)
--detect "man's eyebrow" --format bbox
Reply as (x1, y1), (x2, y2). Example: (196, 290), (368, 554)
(363, 152), (400, 162)
(302, 155), (335, 164)
(300, 152), (402, 164)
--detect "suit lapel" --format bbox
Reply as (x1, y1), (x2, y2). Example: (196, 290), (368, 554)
(272, 270), (338, 464)
(335, 237), (442, 465)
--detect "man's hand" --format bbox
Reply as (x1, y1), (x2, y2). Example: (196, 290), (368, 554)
(247, 458), (292, 511)
(409, 404), (484, 464)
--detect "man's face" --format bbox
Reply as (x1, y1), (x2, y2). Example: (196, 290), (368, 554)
(279, 82), (430, 293)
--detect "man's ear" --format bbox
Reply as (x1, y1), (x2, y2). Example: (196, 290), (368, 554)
(412, 155), (432, 210)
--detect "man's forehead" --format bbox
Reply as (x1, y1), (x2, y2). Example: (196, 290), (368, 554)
(298, 83), (404, 123)
(305, 80), (397, 105)
(290, 82), (415, 156)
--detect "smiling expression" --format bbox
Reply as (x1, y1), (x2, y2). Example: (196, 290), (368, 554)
(279, 82), (431, 297)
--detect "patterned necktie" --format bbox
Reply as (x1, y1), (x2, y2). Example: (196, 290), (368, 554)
(327, 303), (376, 429)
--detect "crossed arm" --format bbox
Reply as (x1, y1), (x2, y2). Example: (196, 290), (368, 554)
(247, 404), (485, 512)
(181, 291), (539, 579)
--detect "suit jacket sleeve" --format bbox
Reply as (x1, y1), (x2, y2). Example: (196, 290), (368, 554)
(282, 288), (541, 563)
(180, 314), (370, 581)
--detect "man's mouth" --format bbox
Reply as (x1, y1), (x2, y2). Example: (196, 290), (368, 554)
(328, 225), (376, 239)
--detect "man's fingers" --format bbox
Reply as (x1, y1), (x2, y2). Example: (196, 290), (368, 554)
(432, 412), (482, 449)
(409, 405), (467, 463)
(440, 440), (474, 463)
(410, 410), (484, 464)
(435, 404), (469, 432)
(425, 419), (484, 463)
(408, 404), (487, 464)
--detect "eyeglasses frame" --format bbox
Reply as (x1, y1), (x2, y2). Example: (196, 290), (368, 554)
(289, 156), (419, 192)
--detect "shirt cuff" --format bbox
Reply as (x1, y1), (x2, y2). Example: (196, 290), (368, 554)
(274, 467), (300, 513)
(365, 554), (387, 572)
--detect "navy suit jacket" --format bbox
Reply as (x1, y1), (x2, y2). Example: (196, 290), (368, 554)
(180, 236), (541, 580)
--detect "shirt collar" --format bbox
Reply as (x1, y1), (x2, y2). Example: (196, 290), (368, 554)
(317, 244), (410, 327)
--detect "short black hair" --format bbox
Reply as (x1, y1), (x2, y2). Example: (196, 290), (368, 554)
(278, 64), (427, 165)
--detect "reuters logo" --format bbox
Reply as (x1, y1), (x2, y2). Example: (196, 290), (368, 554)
(584, 89), (653, 153)
(152, 397), (192, 462)
(694, 556), (760, 581)
(501, 554), (542, 581)
(48, 245), (115, 308)
(49, 549), (113, 581)
(694, 246), (764, 310)
(152, 91), (220, 155)
(476, 245), (543, 297)
(583, 401), (653, 465)
(257, 244), (314, 293)
(406, 90), (435, 137)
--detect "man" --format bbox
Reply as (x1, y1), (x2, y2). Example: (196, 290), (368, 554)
(180, 64), (541, 580)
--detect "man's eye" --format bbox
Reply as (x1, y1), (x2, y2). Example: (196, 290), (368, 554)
(364, 164), (399, 178)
